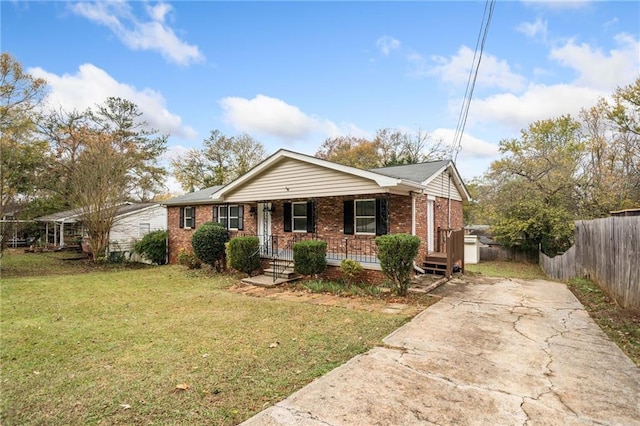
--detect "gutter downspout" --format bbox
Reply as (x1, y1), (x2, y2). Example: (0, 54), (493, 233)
(411, 192), (426, 274)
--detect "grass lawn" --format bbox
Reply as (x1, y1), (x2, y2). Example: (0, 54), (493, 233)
(1, 251), (410, 425)
(566, 277), (640, 365)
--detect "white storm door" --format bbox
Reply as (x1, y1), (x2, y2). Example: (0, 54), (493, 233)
(257, 203), (272, 256)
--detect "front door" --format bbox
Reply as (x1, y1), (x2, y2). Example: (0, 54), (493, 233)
(427, 199), (435, 252)
(257, 203), (272, 256)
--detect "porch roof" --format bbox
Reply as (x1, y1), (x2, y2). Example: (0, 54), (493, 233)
(210, 149), (426, 203)
(35, 203), (160, 223)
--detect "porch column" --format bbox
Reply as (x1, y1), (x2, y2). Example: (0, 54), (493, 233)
(59, 222), (65, 247)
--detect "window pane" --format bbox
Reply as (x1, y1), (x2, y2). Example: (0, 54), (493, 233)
(185, 217), (194, 228)
(356, 218), (375, 233)
(293, 217), (307, 232)
(293, 203), (307, 216)
(229, 206), (239, 217)
(355, 200), (374, 216)
(229, 218), (239, 229)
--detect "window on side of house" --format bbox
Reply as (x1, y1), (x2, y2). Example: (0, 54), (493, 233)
(180, 206), (195, 229)
(138, 223), (151, 237)
(355, 199), (376, 235)
(292, 202), (307, 232)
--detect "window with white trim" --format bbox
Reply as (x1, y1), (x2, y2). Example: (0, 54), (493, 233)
(355, 199), (376, 234)
(216, 205), (243, 230)
(138, 223), (151, 237)
(183, 207), (195, 228)
(292, 202), (307, 232)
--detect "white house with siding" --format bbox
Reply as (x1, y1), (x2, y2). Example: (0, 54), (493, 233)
(36, 203), (167, 261)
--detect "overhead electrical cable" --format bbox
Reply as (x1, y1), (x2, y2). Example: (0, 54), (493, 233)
(447, 0), (496, 228)
(451, 0), (496, 164)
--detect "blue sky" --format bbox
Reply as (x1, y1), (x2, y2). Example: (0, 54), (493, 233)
(3, 1), (639, 193)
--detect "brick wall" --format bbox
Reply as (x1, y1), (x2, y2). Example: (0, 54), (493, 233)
(167, 194), (464, 268)
(167, 204), (256, 264)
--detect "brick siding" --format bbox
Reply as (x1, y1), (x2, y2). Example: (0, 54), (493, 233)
(167, 194), (465, 273)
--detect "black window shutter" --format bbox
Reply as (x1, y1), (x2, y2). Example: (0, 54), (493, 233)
(283, 202), (292, 232)
(192, 207), (196, 228)
(306, 201), (315, 233)
(238, 205), (244, 230)
(343, 200), (354, 235)
(375, 198), (388, 236)
(179, 207), (185, 229)
(212, 205), (218, 223)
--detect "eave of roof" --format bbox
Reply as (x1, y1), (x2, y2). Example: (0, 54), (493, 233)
(162, 185), (225, 206)
(210, 149), (425, 201)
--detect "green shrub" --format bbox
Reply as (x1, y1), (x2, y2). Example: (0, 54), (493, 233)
(177, 249), (201, 269)
(293, 240), (327, 276)
(107, 251), (127, 264)
(191, 222), (229, 271)
(340, 258), (363, 285)
(375, 234), (420, 296)
(227, 236), (261, 276)
(133, 230), (168, 265)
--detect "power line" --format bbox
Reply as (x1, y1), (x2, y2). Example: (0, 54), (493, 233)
(451, 0), (496, 163)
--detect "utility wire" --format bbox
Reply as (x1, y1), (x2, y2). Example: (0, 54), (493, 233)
(451, 0), (496, 164)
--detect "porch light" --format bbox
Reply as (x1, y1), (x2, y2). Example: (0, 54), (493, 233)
(249, 206), (257, 216)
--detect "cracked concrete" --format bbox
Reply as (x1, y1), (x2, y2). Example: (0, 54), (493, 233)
(241, 277), (640, 425)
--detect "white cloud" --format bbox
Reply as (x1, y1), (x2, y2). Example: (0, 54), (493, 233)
(516, 18), (548, 40)
(431, 128), (500, 158)
(429, 46), (527, 91)
(549, 33), (639, 91)
(376, 36), (401, 56)
(470, 83), (604, 130)
(522, 0), (591, 10)
(29, 63), (197, 139)
(70, 1), (203, 66)
(219, 94), (366, 141)
(462, 33), (639, 132)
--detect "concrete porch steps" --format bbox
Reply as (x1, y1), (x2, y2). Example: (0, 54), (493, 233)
(241, 274), (301, 288)
(241, 258), (300, 287)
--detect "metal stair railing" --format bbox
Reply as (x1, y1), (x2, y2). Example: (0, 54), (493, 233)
(271, 235), (295, 282)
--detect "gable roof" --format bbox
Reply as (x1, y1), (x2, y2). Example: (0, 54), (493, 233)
(370, 160), (450, 183)
(35, 203), (162, 223)
(373, 160), (470, 201)
(162, 185), (225, 206)
(210, 149), (426, 202)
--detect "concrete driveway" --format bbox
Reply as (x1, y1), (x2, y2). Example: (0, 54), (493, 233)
(242, 277), (640, 425)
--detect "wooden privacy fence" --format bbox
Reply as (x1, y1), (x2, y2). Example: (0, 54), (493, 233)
(540, 216), (640, 310)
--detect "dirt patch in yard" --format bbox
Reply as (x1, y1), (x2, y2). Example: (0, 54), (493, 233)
(228, 282), (439, 317)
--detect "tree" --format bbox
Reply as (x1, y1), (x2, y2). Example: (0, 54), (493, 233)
(374, 128), (451, 166)
(315, 136), (379, 169)
(41, 98), (168, 203)
(578, 78), (640, 217)
(0, 53), (48, 250)
(484, 116), (584, 256)
(67, 130), (129, 260)
(314, 128), (450, 169)
(40, 98), (168, 260)
(171, 130), (266, 191)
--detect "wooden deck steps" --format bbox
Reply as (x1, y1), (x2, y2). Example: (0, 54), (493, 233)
(423, 252), (449, 276)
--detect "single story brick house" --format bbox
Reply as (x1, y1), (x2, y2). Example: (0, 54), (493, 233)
(163, 149), (469, 279)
